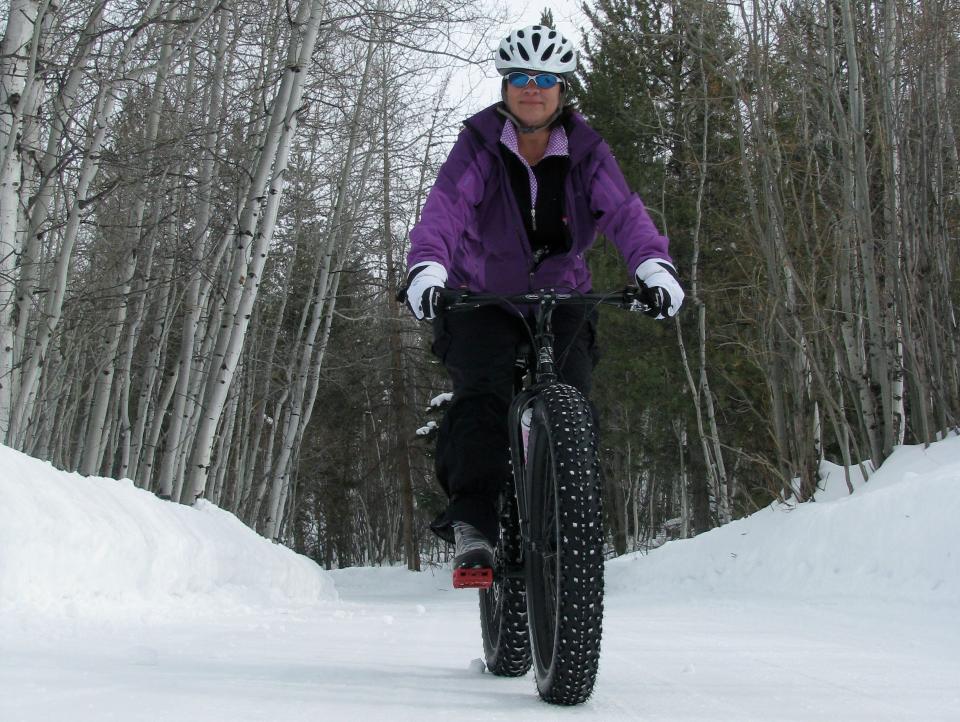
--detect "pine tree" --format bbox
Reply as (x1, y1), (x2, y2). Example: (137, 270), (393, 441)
(575, 0), (756, 547)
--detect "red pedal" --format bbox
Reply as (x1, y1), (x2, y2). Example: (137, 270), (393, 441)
(453, 567), (493, 589)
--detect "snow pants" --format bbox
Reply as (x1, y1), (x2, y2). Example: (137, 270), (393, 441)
(429, 304), (600, 546)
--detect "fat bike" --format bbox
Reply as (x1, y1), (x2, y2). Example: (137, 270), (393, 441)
(438, 287), (654, 705)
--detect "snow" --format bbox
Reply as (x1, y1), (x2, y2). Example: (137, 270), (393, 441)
(609, 436), (960, 604)
(0, 445), (336, 619)
(2, 437), (960, 720)
(416, 419), (438, 436)
(429, 392), (453, 408)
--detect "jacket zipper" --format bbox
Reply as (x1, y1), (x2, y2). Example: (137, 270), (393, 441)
(489, 152), (537, 287)
(462, 115), (602, 292)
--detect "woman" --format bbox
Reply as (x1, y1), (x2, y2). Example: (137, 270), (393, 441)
(404, 25), (684, 577)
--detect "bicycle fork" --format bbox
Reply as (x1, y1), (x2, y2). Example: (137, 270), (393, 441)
(505, 297), (561, 580)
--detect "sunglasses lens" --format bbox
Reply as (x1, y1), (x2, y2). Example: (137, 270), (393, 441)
(507, 72), (562, 89)
(535, 74), (560, 89)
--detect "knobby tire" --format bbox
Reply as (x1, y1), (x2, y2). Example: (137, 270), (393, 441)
(479, 472), (532, 676)
(525, 384), (604, 705)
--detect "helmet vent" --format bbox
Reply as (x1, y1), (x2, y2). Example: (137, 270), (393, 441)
(495, 24), (577, 76)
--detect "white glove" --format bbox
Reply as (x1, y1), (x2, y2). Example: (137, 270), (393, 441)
(634, 258), (684, 319)
(405, 261), (447, 320)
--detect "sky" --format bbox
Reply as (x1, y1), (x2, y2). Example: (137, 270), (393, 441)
(1, 431), (959, 720)
(499, 0), (591, 46)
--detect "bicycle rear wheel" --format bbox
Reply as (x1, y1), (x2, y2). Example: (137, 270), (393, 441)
(479, 472), (532, 676)
(525, 384), (604, 705)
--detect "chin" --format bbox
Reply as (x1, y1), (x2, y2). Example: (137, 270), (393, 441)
(517, 110), (550, 126)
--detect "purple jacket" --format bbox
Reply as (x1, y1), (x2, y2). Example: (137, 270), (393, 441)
(407, 104), (673, 294)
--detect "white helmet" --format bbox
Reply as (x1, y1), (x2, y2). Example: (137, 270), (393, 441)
(495, 25), (577, 76)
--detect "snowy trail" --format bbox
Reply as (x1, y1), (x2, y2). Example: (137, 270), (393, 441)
(3, 438), (960, 720)
(4, 566), (958, 721)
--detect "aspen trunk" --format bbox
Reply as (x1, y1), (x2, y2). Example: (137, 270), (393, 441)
(377, 39), (420, 569)
(258, 40), (377, 532)
(839, 0), (894, 461)
(156, 10), (230, 498)
(0, 0), (47, 437)
(78, 18), (181, 476)
(12, 1), (106, 431)
(7, 0), (168, 448)
(182, 0), (326, 504)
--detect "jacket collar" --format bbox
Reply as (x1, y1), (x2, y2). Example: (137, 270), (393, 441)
(463, 103), (602, 167)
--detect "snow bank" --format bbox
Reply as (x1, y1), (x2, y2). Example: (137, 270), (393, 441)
(0, 445), (336, 617)
(608, 435), (960, 603)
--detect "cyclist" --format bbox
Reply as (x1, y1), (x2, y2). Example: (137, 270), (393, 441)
(403, 25), (684, 582)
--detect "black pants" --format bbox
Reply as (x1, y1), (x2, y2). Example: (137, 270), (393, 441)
(429, 304), (600, 545)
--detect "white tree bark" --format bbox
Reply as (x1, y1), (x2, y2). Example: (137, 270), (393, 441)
(13, 1), (106, 420)
(182, 0), (327, 504)
(877, 0), (906, 448)
(839, 0), (896, 460)
(0, 0), (46, 437)
(78, 18), (182, 476)
(133, 256), (178, 490)
(156, 9), (230, 498)
(261, 42), (376, 539)
(7, 0), (167, 447)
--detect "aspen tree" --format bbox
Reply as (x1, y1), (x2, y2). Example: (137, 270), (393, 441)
(77, 12), (184, 477)
(9, 0), (176, 448)
(256, 37), (377, 536)
(155, 8), (231, 496)
(182, 0), (327, 504)
(0, 0), (48, 437)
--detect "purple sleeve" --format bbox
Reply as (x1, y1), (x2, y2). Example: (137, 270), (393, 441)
(587, 141), (673, 275)
(407, 130), (487, 271)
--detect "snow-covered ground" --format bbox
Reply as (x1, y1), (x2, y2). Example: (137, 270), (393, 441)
(2, 437), (959, 721)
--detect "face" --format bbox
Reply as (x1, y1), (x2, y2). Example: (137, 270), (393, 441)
(504, 73), (562, 129)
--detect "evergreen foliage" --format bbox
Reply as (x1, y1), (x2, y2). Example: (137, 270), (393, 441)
(575, 0), (763, 547)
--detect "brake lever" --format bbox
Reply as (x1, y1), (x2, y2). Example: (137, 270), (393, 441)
(626, 284), (657, 316)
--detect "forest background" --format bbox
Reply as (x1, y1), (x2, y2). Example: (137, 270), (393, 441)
(0, 0), (956, 570)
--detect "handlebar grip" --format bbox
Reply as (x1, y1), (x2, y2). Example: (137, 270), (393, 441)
(433, 288), (471, 315)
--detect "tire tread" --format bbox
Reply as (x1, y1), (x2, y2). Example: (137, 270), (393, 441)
(528, 384), (604, 705)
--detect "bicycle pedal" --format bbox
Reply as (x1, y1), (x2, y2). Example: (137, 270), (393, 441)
(453, 567), (493, 589)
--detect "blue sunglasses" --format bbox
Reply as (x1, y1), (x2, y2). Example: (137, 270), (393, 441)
(506, 72), (563, 90)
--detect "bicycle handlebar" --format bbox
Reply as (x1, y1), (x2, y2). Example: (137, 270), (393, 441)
(435, 286), (656, 316)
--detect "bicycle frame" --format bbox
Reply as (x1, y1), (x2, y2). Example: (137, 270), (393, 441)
(437, 287), (652, 575)
(435, 286), (654, 702)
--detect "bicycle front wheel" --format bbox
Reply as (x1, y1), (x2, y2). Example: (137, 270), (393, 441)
(525, 384), (604, 705)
